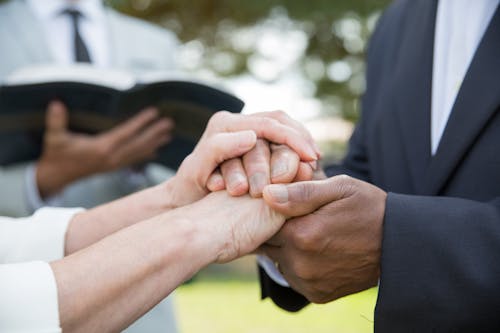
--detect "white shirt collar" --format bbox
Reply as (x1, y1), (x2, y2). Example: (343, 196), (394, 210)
(26, 0), (106, 22)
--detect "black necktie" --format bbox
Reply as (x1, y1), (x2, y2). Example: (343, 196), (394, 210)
(62, 8), (92, 63)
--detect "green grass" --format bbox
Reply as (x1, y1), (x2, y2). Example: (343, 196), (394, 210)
(175, 280), (377, 333)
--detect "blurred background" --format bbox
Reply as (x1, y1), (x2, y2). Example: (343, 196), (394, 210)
(110, 0), (390, 163)
(107, 0), (391, 332)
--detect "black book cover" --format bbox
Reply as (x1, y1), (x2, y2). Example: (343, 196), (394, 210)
(0, 65), (245, 169)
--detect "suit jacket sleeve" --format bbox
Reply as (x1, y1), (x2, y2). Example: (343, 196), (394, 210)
(375, 194), (500, 332)
(261, 193), (500, 328)
(258, 265), (309, 312)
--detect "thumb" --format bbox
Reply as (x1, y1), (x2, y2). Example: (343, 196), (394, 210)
(183, 130), (257, 187)
(262, 175), (355, 217)
(45, 101), (69, 134)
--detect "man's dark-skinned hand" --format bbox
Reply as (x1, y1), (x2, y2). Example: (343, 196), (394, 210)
(36, 101), (174, 198)
(260, 175), (386, 304)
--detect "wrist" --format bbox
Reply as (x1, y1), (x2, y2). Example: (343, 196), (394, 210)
(36, 159), (72, 198)
(174, 192), (278, 264)
(161, 206), (221, 268)
(154, 178), (183, 211)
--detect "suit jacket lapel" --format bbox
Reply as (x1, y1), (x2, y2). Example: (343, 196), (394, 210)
(392, 0), (437, 194)
(6, 0), (52, 63)
(425, 4), (500, 194)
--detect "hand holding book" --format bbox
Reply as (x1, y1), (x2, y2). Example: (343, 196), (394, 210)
(36, 101), (173, 198)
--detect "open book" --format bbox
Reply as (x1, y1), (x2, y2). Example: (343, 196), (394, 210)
(0, 65), (245, 169)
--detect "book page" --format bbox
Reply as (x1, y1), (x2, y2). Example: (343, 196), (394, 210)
(4, 64), (137, 91)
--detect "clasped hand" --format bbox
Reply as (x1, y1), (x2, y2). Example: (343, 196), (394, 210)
(170, 110), (387, 304)
(163, 110), (319, 263)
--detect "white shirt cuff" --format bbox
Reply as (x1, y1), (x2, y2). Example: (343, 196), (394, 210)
(25, 164), (63, 212)
(0, 261), (61, 332)
(0, 207), (84, 263)
(257, 255), (290, 288)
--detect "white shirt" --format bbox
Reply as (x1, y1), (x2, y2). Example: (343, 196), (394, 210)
(431, 0), (499, 154)
(27, 0), (111, 67)
(0, 208), (82, 332)
(260, 0), (500, 287)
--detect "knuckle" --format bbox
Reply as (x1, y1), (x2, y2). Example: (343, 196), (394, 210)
(290, 260), (315, 281)
(291, 224), (322, 253)
(96, 143), (112, 159)
(335, 174), (353, 183)
(278, 149), (297, 164)
(209, 111), (231, 127)
(247, 142), (270, 162)
(257, 116), (281, 130)
(269, 118), (282, 128)
(333, 174), (357, 197)
(228, 181), (248, 196)
(270, 110), (289, 121)
(293, 182), (315, 203)
(105, 155), (120, 169)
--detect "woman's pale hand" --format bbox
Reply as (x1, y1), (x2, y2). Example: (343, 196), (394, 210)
(175, 190), (286, 264)
(166, 111), (319, 208)
(206, 111), (320, 198)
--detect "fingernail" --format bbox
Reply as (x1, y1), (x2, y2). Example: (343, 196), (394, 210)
(266, 184), (289, 204)
(207, 173), (224, 190)
(249, 172), (267, 195)
(271, 160), (289, 179)
(228, 173), (247, 190)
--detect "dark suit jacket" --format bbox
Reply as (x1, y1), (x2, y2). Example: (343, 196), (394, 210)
(260, 0), (500, 331)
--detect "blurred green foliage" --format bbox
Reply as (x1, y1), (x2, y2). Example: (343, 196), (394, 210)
(107, 0), (391, 121)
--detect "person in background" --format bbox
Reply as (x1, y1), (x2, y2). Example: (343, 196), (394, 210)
(0, 0), (179, 331)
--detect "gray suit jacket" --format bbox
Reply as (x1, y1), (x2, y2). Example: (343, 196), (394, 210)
(0, 0), (178, 217)
(0, 1), (179, 332)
